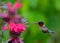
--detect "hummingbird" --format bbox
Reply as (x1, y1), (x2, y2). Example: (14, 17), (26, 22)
(32, 21), (54, 34)
(38, 21), (54, 34)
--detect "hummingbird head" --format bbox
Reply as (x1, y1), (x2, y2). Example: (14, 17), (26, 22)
(38, 21), (44, 27)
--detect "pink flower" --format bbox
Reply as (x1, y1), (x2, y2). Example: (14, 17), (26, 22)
(13, 2), (22, 10)
(9, 22), (26, 33)
(6, 1), (22, 15)
(7, 1), (22, 11)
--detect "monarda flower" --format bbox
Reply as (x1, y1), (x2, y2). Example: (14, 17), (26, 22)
(0, 1), (25, 43)
(9, 22), (26, 33)
(7, 1), (22, 15)
(0, 0), (22, 22)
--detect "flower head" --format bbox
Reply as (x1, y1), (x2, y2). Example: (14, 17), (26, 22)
(13, 1), (22, 10)
(9, 22), (26, 33)
(7, 1), (22, 15)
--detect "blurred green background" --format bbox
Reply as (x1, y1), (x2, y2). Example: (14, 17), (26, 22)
(0, 0), (60, 43)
